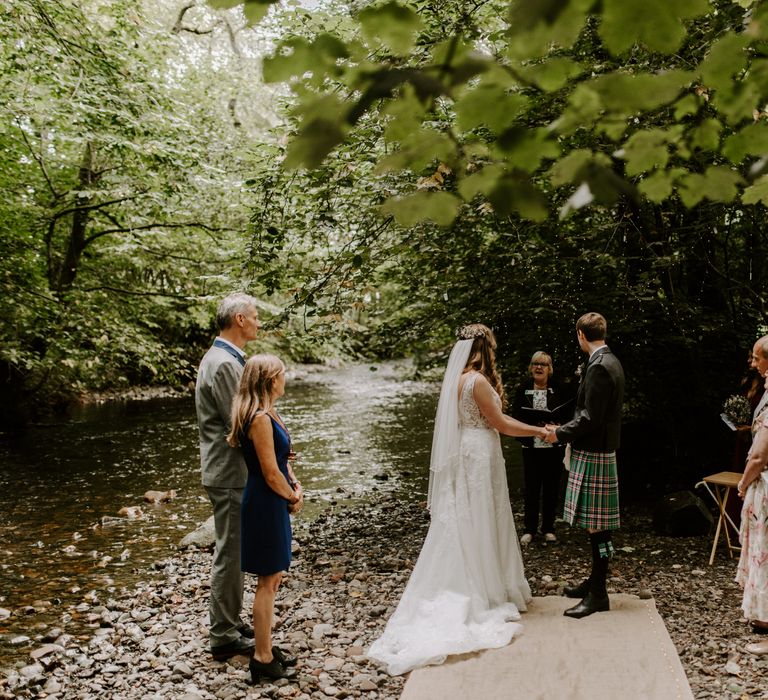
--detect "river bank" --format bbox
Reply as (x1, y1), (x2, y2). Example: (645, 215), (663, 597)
(1, 491), (764, 700)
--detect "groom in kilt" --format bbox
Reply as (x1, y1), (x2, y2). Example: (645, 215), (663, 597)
(545, 312), (624, 618)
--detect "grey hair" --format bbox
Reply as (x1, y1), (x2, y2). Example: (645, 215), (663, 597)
(216, 293), (258, 331)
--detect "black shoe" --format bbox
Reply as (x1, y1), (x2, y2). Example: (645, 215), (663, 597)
(751, 623), (768, 635)
(563, 593), (610, 619)
(249, 656), (296, 684)
(237, 622), (254, 639)
(563, 579), (591, 599)
(211, 636), (255, 660)
(272, 645), (298, 667)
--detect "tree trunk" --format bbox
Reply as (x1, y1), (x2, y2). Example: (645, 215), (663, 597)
(54, 141), (94, 292)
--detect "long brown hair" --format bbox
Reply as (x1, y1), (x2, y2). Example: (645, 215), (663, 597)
(226, 354), (285, 447)
(459, 324), (506, 409)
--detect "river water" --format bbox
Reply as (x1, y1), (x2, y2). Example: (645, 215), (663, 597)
(0, 362), (525, 668)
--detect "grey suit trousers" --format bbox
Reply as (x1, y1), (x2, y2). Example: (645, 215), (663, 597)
(205, 486), (245, 647)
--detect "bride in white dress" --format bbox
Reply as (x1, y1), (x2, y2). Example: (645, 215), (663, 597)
(368, 324), (548, 675)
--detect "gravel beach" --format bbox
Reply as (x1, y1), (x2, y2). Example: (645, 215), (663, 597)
(2, 493), (766, 699)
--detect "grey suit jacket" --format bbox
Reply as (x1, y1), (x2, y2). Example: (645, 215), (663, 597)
(195, 345), (247, 489)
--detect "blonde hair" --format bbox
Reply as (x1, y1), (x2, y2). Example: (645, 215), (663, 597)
(530, 350), (553, 375)
(459, 323), (506, 409)
(227, 354), (285, 447)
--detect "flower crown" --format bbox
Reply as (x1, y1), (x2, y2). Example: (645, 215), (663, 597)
(456, 325), (487, 340)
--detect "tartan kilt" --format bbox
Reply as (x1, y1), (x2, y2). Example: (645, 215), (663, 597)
(563, 449), (620, 530)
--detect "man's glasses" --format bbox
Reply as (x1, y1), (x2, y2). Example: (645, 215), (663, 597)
(531, 362), (551, 368)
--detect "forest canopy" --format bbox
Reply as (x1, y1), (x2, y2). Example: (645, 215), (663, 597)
(2, 0), (767, 487)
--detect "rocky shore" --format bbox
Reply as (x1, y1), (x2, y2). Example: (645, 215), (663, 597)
(1, 492), (766, 699)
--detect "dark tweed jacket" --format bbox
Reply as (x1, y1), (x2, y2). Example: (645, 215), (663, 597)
(555, 346), (624, 453)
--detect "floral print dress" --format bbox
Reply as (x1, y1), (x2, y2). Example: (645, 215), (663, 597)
(736, 415), (768, 622)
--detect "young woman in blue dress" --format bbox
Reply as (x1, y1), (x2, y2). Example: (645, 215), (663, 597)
(228, 354), (303, 682)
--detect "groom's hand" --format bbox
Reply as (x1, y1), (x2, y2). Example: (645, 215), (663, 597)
(544, 424), (559, 443)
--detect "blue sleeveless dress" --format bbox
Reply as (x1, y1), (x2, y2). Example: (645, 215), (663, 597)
(240, 414), (293, 575)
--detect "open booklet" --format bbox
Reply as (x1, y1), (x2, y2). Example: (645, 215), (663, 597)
(520, 398), (576, 425)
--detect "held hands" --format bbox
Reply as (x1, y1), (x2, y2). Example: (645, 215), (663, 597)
(543, 423), (559, 444)
(288, 482), (304, 514)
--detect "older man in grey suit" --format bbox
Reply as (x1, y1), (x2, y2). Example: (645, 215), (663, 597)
(196, 293), (260, 660)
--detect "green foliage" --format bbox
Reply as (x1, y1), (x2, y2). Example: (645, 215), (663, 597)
(235, 0), (768, 489)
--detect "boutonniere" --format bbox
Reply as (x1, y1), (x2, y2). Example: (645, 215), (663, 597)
(575, 363), (586, 381)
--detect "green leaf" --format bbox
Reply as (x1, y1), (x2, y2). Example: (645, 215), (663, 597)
(458, 164), (505, 201)
(381, 191), (461, 226)
(673, 94), (702, 120)
(495, 127), (560, 172)
(359, 2), (422, 56)
(713, 81), (763, 125)
(489, 175), (549, 221)
(207, 0), (246, 9)
(677, 166), (743, 206)
(592, 70), (693, 114)
(507, 0), (592, 60)
(376, 130), (456, 173)
(382, 87), (427, 142)
(263, 38), (315, 83)
(454, 86), (529, 133)
(517, 57), (584, 91)
(548, 149), (610, 186)
(687, 118), (722, 152)
(742, 175), (768, 205)
(243, 1), (273, 25)
(700, 34), (749, 92)
(637, 168), (687, 202)
(284, 118), (347, 169)
(600, 0), (709, 55)
(621, 129), (670, 176)
(722, 123), (768, 162)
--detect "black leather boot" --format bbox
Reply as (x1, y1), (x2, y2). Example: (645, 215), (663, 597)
(563, 591), (610, 618)
(564, 531), (612, 618)
(563, 578), (591, 599)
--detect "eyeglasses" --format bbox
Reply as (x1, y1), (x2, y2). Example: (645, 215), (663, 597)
(531, 362), (551, 368)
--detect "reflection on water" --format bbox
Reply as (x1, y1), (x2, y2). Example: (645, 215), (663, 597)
(0, 362), (524, 668)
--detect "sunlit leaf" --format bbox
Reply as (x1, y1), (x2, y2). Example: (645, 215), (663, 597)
(376, 131), (456, 173)
(742, 175), (768, 205)
(677, 167), (742, 206)
(700, 34), (749, 92)
(637, 168), (687, 202)
(381, 191), (460, 226)
(549, 149), (610, 186)
(517, 57), (584, 91)
(722, 123), (768, 162)
(359, 1), (422, 56)
(284, 118), (347, 169)
(454, 86), (528, 133)
(622, 129), (670, 176)
(600, 0), (709, 55)
(687, 118), (722, 152)
(507, 0), (592, 59)
(458, 164), (505, 201)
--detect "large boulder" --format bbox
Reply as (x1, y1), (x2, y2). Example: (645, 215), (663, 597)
(652, 491), (713, 536)
(178, 515), (215, 550)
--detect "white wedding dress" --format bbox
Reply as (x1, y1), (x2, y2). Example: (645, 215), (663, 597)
(367, 367), (531, 676)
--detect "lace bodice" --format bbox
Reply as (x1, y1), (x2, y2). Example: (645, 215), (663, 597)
(459, 372), (498, 429)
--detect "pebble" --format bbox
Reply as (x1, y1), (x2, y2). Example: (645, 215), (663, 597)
(2, 496), (762, 700)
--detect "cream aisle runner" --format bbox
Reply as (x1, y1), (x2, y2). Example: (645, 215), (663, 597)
(400, 594), (693, 700)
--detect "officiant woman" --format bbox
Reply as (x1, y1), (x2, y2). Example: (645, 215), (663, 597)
(512, 351), (571, 545)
